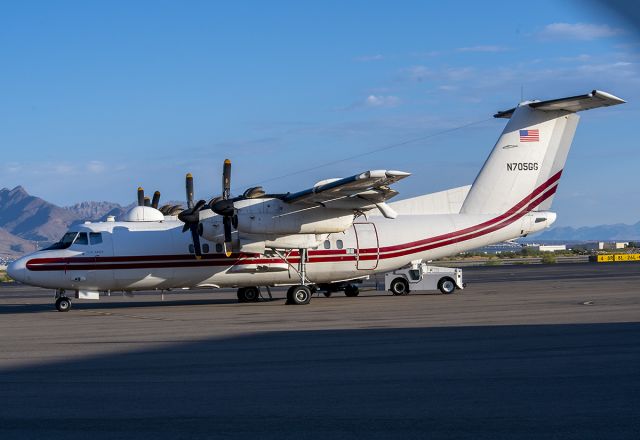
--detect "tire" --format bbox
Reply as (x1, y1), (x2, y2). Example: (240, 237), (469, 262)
(344, 285), (359, 297)
(438, 277), (456, 294)
(287, 286), (311, 305)
(55, 297), (72, 312)
(323, 291), (332, 298)
(389, 277), (409, 296)
(237, 287), (260, 302)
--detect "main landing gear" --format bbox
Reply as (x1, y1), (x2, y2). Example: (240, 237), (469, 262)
(317, 282), (360, 298)
(237, 286), (261, 303)
(275, 248), (315, 306)
(54, 290), (72, 312)
(286, 285), (312, 305)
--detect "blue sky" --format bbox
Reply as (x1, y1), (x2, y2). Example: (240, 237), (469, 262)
(1, 1), (638, 227)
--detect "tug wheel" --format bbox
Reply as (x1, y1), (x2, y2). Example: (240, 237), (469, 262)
(390, 278), (410, 296)
(438, 277), (456, 294)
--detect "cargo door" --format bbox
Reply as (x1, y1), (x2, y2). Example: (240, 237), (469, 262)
(353, 222), (379, 270)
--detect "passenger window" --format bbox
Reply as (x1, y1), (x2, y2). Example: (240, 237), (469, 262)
(324, 240), (330, 249)
(89, 232), (103, 245)
(336, 240), (344, 249)
(202, 244), (210, 254)
(188, 244), (195, 254)
(215, 243), (223, 253)
(74, 232), (88, 246)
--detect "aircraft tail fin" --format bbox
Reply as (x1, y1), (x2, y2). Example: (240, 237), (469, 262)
(460, 90), (624, 215)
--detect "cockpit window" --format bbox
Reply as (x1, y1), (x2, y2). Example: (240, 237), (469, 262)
(43, 232), (79, 250)
(89, 232), (103, 245)
(74, 232), (89, 246)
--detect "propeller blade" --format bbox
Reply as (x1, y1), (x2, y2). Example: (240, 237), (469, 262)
(169, 205), (184, 216)
(223, 215), (232, 257)
(151, 191), (161, 209)
(186, 173), (194, 209)
(177, 199), (207, 258)
(193, 199), (206, 211)
(211, 198), (234, 217)
(143, 196), (151, 207)
(190, 224), (202, 258)
(222, 159), (231, 200)
(137, 187), (145, 207)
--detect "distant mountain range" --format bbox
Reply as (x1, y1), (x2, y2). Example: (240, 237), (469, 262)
(533, 222), (640, 242)
(0, 186), (135, 258)
(0, 185), (638, 258)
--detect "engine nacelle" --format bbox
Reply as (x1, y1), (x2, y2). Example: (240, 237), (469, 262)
(198, 215), (326, 253)
(199, 198), (354, 240)
(239, 234), (325, 254)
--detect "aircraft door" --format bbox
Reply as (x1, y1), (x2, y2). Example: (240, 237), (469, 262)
(353, 222), (379, 270)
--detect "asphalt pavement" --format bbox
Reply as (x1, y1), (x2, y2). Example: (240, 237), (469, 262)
(1, 262), (639, 439)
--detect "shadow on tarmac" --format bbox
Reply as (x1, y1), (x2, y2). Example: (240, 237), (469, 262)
(1, 322), (639, 439)
(0, 297), (247, 314)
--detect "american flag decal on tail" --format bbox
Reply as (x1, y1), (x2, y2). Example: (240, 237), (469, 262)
(520, 129), (539, 142)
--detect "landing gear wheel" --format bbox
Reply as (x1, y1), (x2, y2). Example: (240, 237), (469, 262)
(438, 277), (456, 294)
(55, 297), (72, 312)
(390, 278), (410, 296)
(286, 285), (311, 305)
(344, 285), (360, 297)
(237, 287), (260, 303)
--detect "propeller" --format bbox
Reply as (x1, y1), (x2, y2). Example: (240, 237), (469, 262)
(186, 173), (194, 209)
(151, 191), (161, 209)
(178, 173), (207, 258)
(212, 159), (235, 257)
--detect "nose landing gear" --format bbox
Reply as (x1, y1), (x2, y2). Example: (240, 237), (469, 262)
(54, 290), (72, 312)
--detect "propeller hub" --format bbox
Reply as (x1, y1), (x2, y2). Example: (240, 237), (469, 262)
(212, 199), (235, 217)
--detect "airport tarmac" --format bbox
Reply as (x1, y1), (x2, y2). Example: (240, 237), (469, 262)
(1, 262), (639, 439)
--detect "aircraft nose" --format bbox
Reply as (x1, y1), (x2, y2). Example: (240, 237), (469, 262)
(7, 257), (27, 283)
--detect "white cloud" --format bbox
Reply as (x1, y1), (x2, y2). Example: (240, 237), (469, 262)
(405, 65), (431, 82)
(87, 160), (106, 173)
(354, 54), (384, 62)
(557, 54), (592, 62)
(53, 164), (75, 175)
(457, 45), (508, 53)
(364, 95), (401, 108)
(402, 65), (474, 83)
(538, 23), (623, 41)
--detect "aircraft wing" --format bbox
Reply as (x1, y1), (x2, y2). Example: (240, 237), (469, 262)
(281, 170), (410, 218)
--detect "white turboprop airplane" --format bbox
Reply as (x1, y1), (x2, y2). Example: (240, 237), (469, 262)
(7, 90), (625, 311)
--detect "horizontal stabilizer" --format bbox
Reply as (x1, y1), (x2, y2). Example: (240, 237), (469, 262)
(494, 90), (625, 119)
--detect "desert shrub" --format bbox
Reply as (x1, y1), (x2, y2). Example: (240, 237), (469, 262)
(541, 253), (557, 264)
